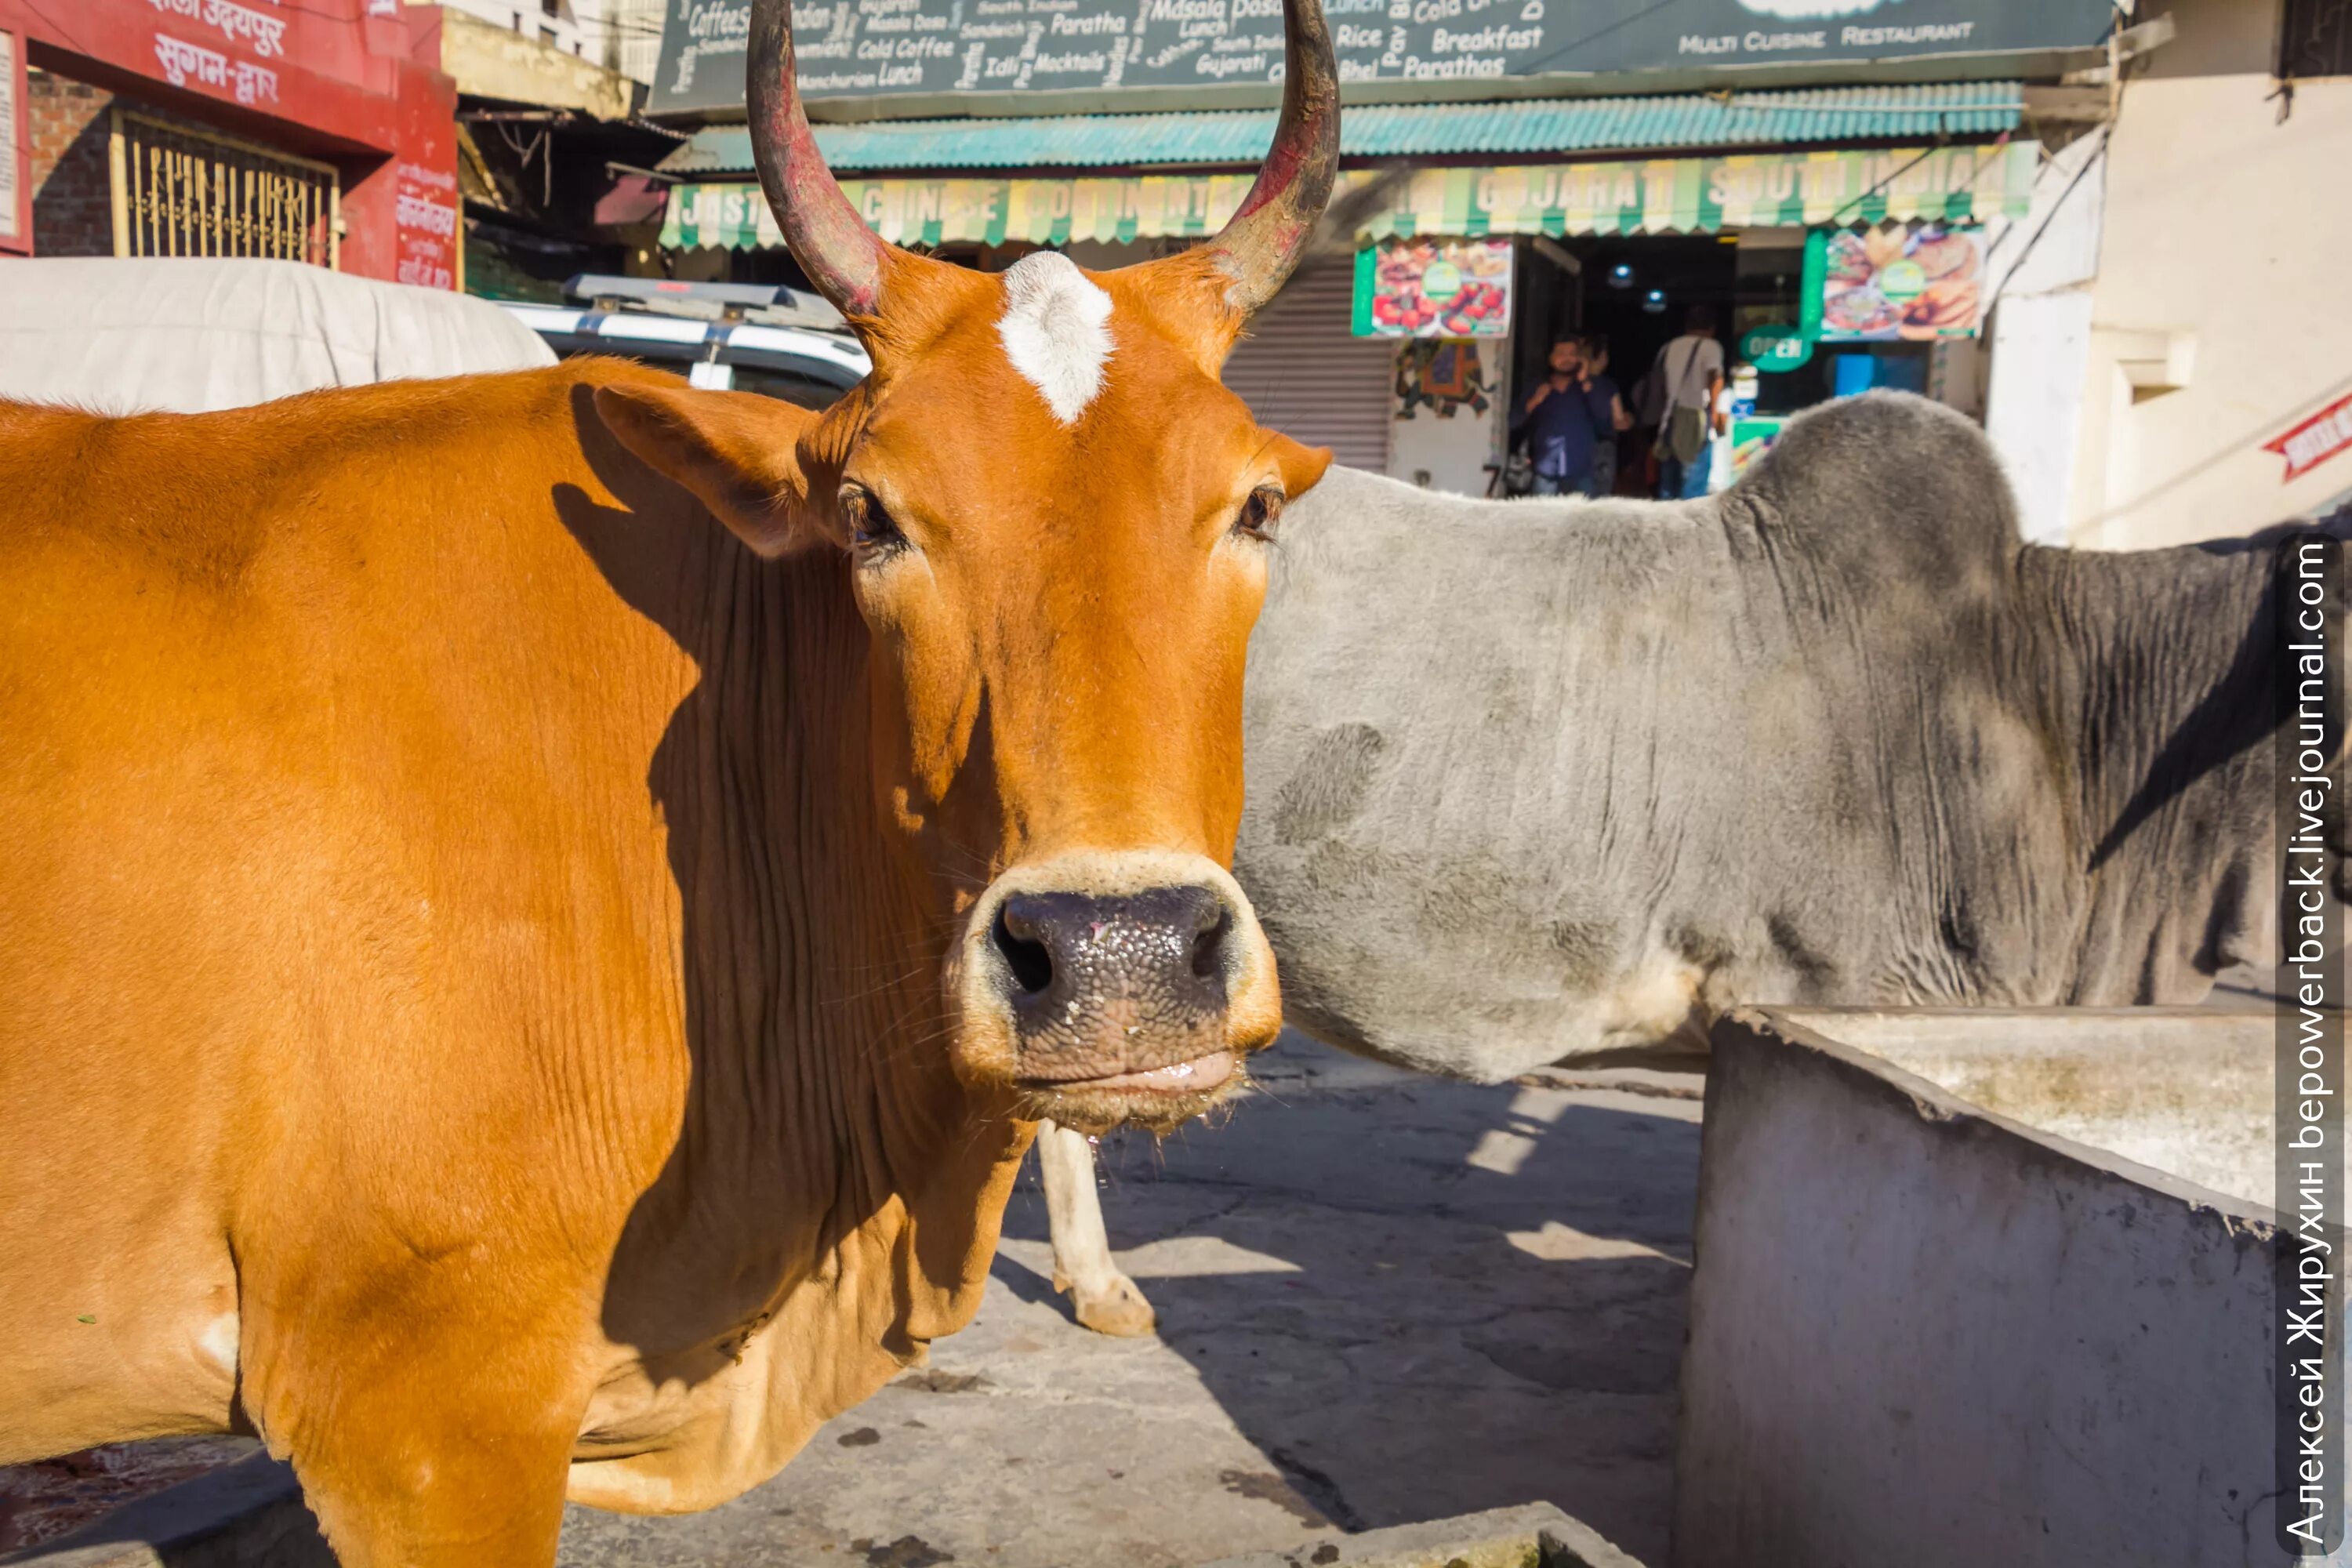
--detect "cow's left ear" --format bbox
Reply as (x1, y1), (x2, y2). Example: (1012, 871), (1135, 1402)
(1264, 430), (1334, 501)
(593, 383), (822, 558)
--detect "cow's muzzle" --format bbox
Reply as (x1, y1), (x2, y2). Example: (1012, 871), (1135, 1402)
(953, 851), (1280, 1133)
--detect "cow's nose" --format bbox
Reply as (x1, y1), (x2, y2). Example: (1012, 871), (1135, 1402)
(990, 885), (1232, 1076)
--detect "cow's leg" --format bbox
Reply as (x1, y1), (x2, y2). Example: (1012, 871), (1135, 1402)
(255, 1306), (582, 1568)
(291, 1389), (576, 1566)
(1037, 1119), (1156, 1338)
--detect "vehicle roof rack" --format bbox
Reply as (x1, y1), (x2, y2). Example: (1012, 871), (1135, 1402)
(561, 274), (850, 335)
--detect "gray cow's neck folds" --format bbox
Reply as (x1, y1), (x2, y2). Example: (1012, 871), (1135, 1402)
(1236, 392), (2331, 1084)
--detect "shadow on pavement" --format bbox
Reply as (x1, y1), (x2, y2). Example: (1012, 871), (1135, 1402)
(993, 1040), (1700, 1560)
(551, 1032), (1700, 1567)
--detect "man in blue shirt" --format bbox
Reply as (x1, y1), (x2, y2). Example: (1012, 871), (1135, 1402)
(1512, 337), (1621, 498)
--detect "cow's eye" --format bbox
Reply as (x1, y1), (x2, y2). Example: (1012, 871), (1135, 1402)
(1233, 485), (1284, 542)
(841, 488), (906, 558)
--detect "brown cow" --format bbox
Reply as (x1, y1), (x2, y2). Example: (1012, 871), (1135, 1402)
(0, 0), (1336, 1559)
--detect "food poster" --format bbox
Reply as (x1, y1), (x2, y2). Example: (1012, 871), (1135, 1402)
(1812, 225), (1986, 342)
(1730, 417), (1788, 481)
(1353, 238), (1515, 339)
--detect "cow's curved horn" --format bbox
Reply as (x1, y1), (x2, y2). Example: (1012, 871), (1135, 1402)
(1203, 0), (1340, 316)
(747, 0), (890, 318)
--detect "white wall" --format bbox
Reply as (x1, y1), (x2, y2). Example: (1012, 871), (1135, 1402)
(604, 0), (663, 85)
(435, 0), (581, 58)
(1986, 294), (2095, 545)
(1980, 127), (2106, 543)
(1389, 392), (1498, 495)
(2060, 0), (2352, 546)
(427, 0), (661, 81)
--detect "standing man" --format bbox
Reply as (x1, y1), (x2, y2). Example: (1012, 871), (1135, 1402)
(1580, 333), (1634, 496)
(1645, 306), (1726, 501)
(1512, 336), (1619, 499)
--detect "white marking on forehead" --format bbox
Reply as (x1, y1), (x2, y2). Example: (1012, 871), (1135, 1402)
(997, 251), (1114, 425)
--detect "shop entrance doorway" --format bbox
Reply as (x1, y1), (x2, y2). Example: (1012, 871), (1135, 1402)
(1574, 234), (1738, 428)
(1510, 233), (1737, 497)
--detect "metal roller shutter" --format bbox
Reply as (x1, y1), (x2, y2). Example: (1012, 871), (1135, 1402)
(1221, 260), (1396, 474)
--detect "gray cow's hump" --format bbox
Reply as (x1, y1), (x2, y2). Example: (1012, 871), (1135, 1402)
(1291, 390), (2020, 572)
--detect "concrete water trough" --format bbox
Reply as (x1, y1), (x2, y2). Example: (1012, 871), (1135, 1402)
(1673, 1007), (2285, 1568)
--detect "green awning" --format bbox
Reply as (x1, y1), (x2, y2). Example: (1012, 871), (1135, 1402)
(659, 82), (2024, 176)
(660, 141), (2039, 250)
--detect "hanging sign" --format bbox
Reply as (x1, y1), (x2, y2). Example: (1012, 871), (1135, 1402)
(1814, 223), (1988, 342)
(1352, 238), (1515, 339)
(1740, 323), (1813, 372)
(2267, 392), (2352, 484)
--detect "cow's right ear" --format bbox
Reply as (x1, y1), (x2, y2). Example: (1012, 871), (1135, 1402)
(593, 383), (822, 558)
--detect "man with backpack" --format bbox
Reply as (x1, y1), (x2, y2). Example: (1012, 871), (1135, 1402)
(1637, 306), (1727, 501)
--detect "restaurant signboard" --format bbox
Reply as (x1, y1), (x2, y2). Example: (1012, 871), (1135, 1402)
(650, 0), (2112, 113)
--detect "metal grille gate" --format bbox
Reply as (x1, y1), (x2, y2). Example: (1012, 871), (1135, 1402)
(108, 110), (339, 268)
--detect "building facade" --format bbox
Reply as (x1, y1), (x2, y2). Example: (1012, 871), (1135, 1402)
(429, 0), (665, 83)
(1989, 0), (2352, 548)
(651, 96), (2040, 492)
(610, 0), (2352, 533)
(399, 0), (688, 303)
(630, 0), (2109, 498)
(0, 0), (462, 287)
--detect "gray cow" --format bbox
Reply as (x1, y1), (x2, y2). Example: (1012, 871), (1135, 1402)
(1039, 390), (2336, 1334)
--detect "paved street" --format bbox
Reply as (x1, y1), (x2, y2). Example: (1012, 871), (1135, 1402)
(557, 1034), (1702, 1567)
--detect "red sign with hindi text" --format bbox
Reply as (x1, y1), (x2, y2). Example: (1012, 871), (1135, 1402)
(0, 0), (457, 285)
(2267, 392), (2352, 485)
(0, 0), (411, 152)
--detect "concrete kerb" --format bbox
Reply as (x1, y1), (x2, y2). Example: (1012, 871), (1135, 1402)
(5, 1483), (1642, 1568)
(1174, 1503), (1646, 1567)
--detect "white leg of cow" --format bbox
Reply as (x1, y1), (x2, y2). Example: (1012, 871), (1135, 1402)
(1036, 1120), (1156, 1338)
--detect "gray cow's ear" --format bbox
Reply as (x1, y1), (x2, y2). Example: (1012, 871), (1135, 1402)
(594, 383), (823, 558)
